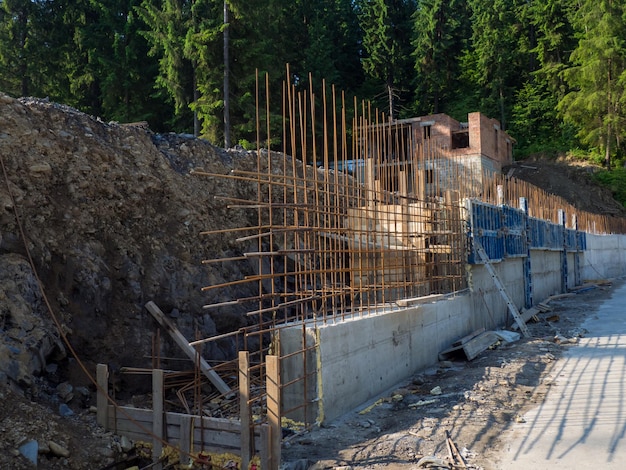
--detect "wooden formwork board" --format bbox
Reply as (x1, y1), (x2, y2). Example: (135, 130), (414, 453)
(350, 250), (428, 285)
(345, 203), (434, 248)
(106, 405), (270, 460)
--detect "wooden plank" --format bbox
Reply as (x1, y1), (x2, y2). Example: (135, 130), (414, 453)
(395, 293), (445, 308)
(96, 364), (109, 428)
(511, 307), (539, 331)
(108, 405), (269, 458)
(462, 331), (500, 360)
(546, 293), (575, 301)
(152, 369), (164, 469)
(110, 406), (245, 433)
(259, 424), (271, 470)
(266, 355), (281, 470)
(179, 415), (192, 466)
(145, 301), (231, 395)
(452, 328), (486, 347)
(239, 351), (252, 469)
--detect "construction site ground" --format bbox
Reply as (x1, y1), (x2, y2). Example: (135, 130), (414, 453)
(282, 280), (620, 470)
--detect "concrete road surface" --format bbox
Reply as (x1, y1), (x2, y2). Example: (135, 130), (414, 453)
(498, 280), (626, 469)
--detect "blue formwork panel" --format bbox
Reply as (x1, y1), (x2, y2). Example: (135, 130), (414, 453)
(502, 206), (525, 256)
(467, 200), (587, 263)
(470, 201), (504, 262)
(528, 218), (544, 248)
(577, 231), (587, 250)
(565, 229), (578, 250)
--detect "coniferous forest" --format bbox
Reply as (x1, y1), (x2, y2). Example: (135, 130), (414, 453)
(2, 0), (626, 167)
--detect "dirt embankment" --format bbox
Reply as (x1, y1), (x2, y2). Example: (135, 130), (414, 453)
(0, 93), (265, 468)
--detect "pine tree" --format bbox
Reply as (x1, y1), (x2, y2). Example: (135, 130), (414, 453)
(558, 0), (626, 168)
(412, 0), (470, 115)
(465, 0), (527, 129)
(138, 0), (211, 134)
(357, 0), (416, 119)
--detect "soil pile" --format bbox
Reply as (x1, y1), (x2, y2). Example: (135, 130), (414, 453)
(0, 93), (264, 468)
(504, 158), (626, 216)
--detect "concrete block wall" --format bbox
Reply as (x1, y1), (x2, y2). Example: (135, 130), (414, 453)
(280, 234), (626, 425)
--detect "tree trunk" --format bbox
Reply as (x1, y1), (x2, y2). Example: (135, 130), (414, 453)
(387, 78), (394, 120)
(193, 71), (200, 137)
(606, 122), (611, 169)
(223, 1), (231, 148)
(499, 86), (506, 130)
(606, 61), (612, 169)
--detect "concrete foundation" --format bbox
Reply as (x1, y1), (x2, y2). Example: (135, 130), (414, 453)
(281, 234), (626, 424)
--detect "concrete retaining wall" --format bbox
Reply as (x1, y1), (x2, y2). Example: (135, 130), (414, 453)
(281, 234), (626, 424)
(582, 234), (626, 280)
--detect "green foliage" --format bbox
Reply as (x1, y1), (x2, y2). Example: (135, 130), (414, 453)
(465, 0), (529, 129)
(558, 0), (626, 167)
(357, 0), (415, 118)
(593, 168), (626, 207)
(0, 0), (626, 170)
(412, 0), (471, 115)
(510, 81), (573, 157)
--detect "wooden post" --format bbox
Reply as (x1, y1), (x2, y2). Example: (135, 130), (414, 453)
(239, 351), (252, 468)
(179, 415), (192, 466)
(266, 355), (281, 470)
(152, 369), (164, 470)
(519, 197), (533, 309)
(559, 209), (568, 293)
(96, 364), (109, 428)
(259, 425), (271, 470)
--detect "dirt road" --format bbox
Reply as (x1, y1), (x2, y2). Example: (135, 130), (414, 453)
(282, 281), (619, 469)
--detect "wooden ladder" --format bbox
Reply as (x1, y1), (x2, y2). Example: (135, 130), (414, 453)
(473, 239), (531, 338)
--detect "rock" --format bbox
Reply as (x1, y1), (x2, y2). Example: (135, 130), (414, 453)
(28, 162), (52, 173)
(56, 382), (74, 402)
(38, 441), (50, 454)
(120, 435), (133, 452)
(18, 440), (38, 465)
(412, 375), (426, 385)
(74, 386), (90, 397)
(48, 441), (70, 458)
(59, 403), (74, 417)
(430, 386), (442, 395)
(281, 460), (310, 470)
(416, 456), (450, 468)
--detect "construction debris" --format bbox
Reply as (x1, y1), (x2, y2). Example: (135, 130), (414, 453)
(439, 330), (501, 361)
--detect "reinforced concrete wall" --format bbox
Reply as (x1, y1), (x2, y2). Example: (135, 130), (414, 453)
(281, 235), (626, 424)
(582, 234), (626, 280)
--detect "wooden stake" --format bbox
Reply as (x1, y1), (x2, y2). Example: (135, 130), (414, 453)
(266, 355), (281, 469)
(152, 369), (164, 470)
(96, 364), (109, 428)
